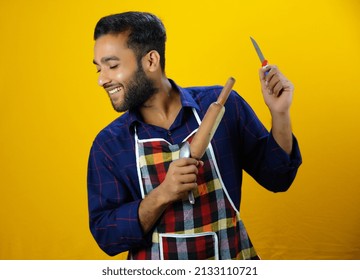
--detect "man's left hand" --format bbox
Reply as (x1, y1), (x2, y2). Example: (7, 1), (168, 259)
(259, 65), (294, 114)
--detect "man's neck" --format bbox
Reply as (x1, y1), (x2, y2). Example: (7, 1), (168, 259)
(139, 77), (182, 130)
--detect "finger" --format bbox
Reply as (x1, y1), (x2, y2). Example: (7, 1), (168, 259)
(259, 65), (271, 82)
(264, 66), (278, 84)
(179, 164), (199, 175)
(180, 174), (197, 184)
(272, 81), (284, 97)
(267, 73), (279, 89)
(282, 80), (294, 92)
(262, 72), (276, 95)
(182, 182), (198, 191)
(175, 157), (199, 167)
(196, 160), (204, 167)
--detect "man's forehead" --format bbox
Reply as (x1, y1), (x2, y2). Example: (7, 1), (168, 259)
(93, 33), (136, 64)
(94, 34), (129, 55)
(95, 33), (128, 48)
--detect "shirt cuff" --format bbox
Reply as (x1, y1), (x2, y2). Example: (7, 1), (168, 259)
(266, 131), (302, 173)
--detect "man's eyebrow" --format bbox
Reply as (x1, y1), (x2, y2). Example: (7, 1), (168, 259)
(92, 56), (120, 65)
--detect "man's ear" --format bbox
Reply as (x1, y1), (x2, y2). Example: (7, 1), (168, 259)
(142, 50), (161, 72)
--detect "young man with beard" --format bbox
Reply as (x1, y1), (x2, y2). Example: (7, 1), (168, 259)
(88, 11), (302, 260)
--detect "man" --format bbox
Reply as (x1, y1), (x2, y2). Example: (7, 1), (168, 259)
(87, 11), (302, 260)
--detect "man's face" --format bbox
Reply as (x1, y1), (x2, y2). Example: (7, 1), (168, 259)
(93, 33), (157, 112)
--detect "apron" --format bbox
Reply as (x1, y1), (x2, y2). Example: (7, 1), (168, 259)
(130, 108), (259, 260)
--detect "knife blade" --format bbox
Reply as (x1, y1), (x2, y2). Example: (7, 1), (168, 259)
(250, 36), (268, 67)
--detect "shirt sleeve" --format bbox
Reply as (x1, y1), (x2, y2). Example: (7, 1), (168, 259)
(87, 140), (152, 256)
(234, 93), (302, 192)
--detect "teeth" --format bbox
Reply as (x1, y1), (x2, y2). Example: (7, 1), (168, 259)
(108, 87), (120, 95)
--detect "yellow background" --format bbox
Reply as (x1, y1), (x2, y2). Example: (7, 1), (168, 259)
(0, 0), (359, 260)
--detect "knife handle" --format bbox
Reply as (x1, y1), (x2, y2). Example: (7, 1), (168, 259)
(262, 59), (270, 76)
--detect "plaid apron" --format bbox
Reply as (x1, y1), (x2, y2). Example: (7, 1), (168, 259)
(130, 109), (259, 260)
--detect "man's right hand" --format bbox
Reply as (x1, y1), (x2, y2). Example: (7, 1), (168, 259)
(158, 158), (202, 204)
(138, 158), (202, 233)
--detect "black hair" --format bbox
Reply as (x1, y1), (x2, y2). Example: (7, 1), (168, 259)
(94, 11), (167, 71)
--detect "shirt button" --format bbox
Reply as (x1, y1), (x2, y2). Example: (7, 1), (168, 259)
(167, 131), (172, 136)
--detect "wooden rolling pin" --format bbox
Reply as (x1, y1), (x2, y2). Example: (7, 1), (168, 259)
(180, 77), (235, 204)
(190, 77), (236, 159)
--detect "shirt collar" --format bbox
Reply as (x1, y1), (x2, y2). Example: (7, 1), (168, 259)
(127, 79), (199, 129)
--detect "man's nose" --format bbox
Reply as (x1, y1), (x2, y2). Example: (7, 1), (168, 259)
(98, 71), (111, 87)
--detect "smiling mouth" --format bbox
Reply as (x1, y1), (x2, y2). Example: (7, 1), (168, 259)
(107, 87), (121, 95)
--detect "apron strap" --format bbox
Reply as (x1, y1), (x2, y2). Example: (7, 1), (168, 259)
(191, 108), (239, 213)
(134, 126), (146, 199)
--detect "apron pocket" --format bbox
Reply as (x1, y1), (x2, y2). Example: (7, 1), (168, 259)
(159, 232), (219, 260)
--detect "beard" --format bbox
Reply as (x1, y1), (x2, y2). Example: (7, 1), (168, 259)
(112, 64), (158, 113)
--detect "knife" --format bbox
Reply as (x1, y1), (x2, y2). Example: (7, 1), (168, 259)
(250, 36), (284, 95)
(250, 36), (268, 67)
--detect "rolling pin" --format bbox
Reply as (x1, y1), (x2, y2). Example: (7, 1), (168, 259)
(179, 77), (235, 204)
(190, 77), (235, 159)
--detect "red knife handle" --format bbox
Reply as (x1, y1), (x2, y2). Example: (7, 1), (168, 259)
(262, 59), (269, 76)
